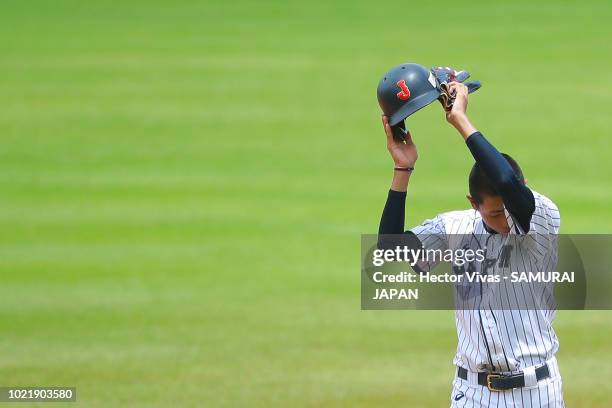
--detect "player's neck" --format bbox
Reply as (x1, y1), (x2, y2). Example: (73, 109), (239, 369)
(482, 220), (498, 235)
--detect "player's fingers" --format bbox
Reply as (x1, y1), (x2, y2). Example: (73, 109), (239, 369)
(456, 82), (468, 94)
(382, 115), (394, 142)
(449, 82), (468, 98)
(386, 123), (402, 144)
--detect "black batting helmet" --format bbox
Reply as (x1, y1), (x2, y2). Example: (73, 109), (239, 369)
(377, 63), (440, 126)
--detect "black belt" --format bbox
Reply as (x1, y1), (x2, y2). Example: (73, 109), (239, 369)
(457, 364), (550, 392)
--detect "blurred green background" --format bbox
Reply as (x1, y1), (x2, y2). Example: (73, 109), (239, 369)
(0, 0), (610, 406)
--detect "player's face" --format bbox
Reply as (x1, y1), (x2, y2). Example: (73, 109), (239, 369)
(468, 194), (510, 234)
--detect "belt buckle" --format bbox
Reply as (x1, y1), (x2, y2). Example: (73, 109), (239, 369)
(486, 374), (503, 392)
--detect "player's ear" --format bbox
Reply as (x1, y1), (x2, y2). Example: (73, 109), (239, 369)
(523, 178), (528, 185)
(466, 195), (478, 210)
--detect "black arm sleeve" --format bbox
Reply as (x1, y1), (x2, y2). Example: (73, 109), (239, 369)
(377, 189), (425, 268)
(377, 189), (407, 250)
(378, 189), (406, 235)
(466, 131), (535, 232)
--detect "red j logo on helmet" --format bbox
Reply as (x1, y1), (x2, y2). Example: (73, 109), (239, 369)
(396, 80), (411, 100)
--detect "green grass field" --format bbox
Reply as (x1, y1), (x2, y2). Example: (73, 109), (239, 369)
(1, 0), (611, 406)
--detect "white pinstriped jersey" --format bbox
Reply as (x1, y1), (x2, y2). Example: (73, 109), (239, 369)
(410, 189), (561, 374)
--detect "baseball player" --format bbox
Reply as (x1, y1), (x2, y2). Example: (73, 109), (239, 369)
(377, 80), (564, 407)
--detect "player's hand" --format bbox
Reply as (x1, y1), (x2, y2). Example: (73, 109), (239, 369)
(444, 82), (477, 139)
(445, 82), (469, 125)
(382, 115), (417, 168)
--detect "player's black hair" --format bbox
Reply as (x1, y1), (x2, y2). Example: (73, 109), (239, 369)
(469, 153), (525, 203)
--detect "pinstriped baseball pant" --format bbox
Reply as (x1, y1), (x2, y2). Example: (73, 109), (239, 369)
(450, 358), (565, 407)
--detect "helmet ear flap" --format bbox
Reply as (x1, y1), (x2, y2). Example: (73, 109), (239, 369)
(431, 66), (482, 111)
(466, 80), (482, 94)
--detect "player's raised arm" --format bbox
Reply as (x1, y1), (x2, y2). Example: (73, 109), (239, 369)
(445, 82), (535, 233)
(377, 115), (417, 236)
